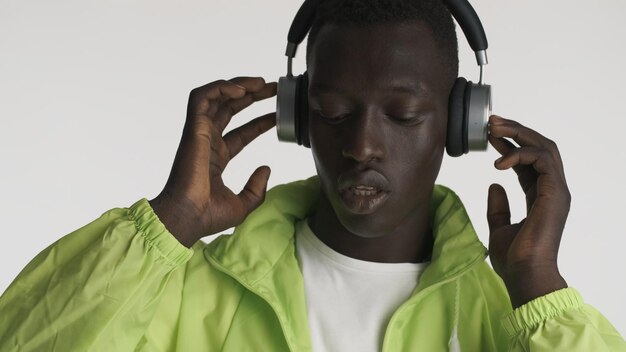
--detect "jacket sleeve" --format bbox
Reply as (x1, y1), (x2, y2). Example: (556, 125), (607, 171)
(0, 198), (194, 351)
(501, 287), (626, 351)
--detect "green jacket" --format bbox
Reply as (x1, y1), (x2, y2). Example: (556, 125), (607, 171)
(0, 176), (624, 351)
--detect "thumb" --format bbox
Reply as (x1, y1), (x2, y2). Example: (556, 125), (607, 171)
(237, 165), (271, 214)
(487, 183), (511, 234)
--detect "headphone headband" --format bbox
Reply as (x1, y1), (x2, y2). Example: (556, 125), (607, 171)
(286, 0), (319, 54)
(443, 0), (488, 65)
(284, 0), (489, 66)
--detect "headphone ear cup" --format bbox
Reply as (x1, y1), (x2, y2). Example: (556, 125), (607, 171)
(276, 75), (297, 144)
(295, 70), (310, 148)
(447, 77), (469, 157)
(462, 80), (472, 154)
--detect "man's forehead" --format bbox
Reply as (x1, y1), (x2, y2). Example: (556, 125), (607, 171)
(310, 21), (437, 56)
(309, 80), (432, 98)
(307, 22), (445, 96)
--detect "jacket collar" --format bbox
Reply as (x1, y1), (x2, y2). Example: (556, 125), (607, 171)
(205, 175), (487, 350)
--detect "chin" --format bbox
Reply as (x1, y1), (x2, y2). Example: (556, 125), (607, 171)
(331, 199), (396, 239)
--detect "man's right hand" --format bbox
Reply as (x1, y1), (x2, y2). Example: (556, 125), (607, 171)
(149, 77), (277, 247)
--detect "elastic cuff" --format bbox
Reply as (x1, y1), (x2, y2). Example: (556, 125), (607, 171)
(128, 198), (194, 266)
(502, 287), (584, 337)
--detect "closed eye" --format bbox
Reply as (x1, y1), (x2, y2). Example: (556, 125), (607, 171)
(313, 109), (350, 123)
(386, 112), (429, 125)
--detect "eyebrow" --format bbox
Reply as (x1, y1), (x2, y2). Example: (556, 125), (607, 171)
(309, 83), (430, 97)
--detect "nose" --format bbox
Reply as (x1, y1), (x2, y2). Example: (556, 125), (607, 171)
(341, 112), (385, 164)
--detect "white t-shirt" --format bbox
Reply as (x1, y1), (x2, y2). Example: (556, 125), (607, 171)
(294, 218), (429, 352)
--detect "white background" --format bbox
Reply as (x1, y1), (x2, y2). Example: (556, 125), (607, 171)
(1, 0), (625, 336)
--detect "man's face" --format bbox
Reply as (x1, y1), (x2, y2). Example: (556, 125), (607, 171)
(308, 21), (452, 238)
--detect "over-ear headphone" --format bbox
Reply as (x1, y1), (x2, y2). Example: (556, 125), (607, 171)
(276, 0), (491, 157)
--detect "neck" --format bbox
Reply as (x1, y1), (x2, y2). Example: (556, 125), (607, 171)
(308, 192), (434, 263)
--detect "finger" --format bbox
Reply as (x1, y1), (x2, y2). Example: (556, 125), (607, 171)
(223, 112), (276, 159)
(489, 115), (565, 172)
(176, 81), (247, 189)
(487, 183), (511, 234)
(489, 115), (554, 150)
(229, 76), (267, 93)
(488, 133), (516, 157)
(188, 80), (247, 118)
(237, 165), (271, 215)
(204, 76), (265, 107)
(214, 81), (277, 131)
(488, 134), (522, 170)
(495, 146), (555, 176)
(489, 134), (533, 179)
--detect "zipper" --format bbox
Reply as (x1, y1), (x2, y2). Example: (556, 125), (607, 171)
(381, 252), (487, 352)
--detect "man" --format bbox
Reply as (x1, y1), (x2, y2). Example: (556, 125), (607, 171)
(0, 0), (624, 350)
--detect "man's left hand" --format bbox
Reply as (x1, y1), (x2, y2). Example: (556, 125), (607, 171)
(486, 115), (570, 309)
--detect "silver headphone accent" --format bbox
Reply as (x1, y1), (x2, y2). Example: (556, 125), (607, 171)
(468, 50), (491, 151)
(277, 43), (299, 144)
(467, 83), (491, 151)
(276, 76), (298, 143)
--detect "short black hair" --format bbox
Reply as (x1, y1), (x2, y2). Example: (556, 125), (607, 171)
(305, 0), (459, 86)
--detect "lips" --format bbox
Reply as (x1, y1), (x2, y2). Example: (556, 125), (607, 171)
(337, 170), (391, 214)
(337, 170), (390, 193)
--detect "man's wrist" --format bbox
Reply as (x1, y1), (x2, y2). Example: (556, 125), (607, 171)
(503, 265), (568, 309)
(148, 194), (202, 248)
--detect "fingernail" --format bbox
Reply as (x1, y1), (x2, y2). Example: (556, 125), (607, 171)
(495, 156), (503, 163)
(234, 84), (246, 90)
